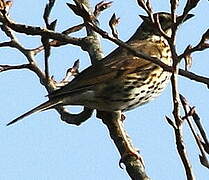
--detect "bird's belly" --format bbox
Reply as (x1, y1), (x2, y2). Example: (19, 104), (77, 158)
(122, 72), (170, 111)
(86, 70), (171, 112)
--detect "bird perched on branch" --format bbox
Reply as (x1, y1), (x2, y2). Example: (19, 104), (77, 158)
(7, 12), (193, 126)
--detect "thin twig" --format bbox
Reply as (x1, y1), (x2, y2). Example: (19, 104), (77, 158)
(94, 1), (113, 17)
(179, 29), (209, 60)
(33, 23), (85, 55)
(190, 109), (209, 153)
(0, 15), (85, 47)
(109, 13), (120, 38)
(180, 94), (209, 169)
(0, 64), (32, 72)
(42, 0), (57, 81)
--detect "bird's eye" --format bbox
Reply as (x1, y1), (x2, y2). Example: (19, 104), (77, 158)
(159, 17), (166, 23)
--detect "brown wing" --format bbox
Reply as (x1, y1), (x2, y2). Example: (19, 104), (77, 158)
(50, 40), (163, 98)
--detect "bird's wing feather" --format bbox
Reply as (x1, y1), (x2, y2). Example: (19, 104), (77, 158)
(49, 40), (162, 98)
(50, 55), (152, 98)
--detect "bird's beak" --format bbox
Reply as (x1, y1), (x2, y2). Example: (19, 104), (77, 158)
(139, 13), (194, 23)
(177, 13), (194, 24)
(139, 14), (149, 22)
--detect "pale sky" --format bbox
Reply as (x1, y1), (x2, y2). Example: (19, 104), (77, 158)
(0, 0), (209, 180)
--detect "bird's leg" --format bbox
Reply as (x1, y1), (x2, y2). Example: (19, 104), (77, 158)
(97, 110), (145, 168)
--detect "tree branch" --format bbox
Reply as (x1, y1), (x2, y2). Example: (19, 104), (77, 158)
(97, 111), (150, 180)
(67, 1), (151, 179)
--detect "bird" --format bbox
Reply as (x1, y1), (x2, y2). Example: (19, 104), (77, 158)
(7, 12), (193, 126)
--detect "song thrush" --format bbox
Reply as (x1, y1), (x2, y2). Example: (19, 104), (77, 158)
(7, 12), (193, 126)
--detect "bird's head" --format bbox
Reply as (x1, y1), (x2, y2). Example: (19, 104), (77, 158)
(139, 12), (194, 37)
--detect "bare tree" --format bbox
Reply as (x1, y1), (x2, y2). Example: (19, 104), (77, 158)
(1, 0), (209, 179)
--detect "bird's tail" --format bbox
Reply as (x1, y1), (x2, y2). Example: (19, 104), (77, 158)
(7, 98), (62, 126)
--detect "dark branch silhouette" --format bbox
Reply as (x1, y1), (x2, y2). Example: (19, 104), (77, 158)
(0, 0), (208, 180)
